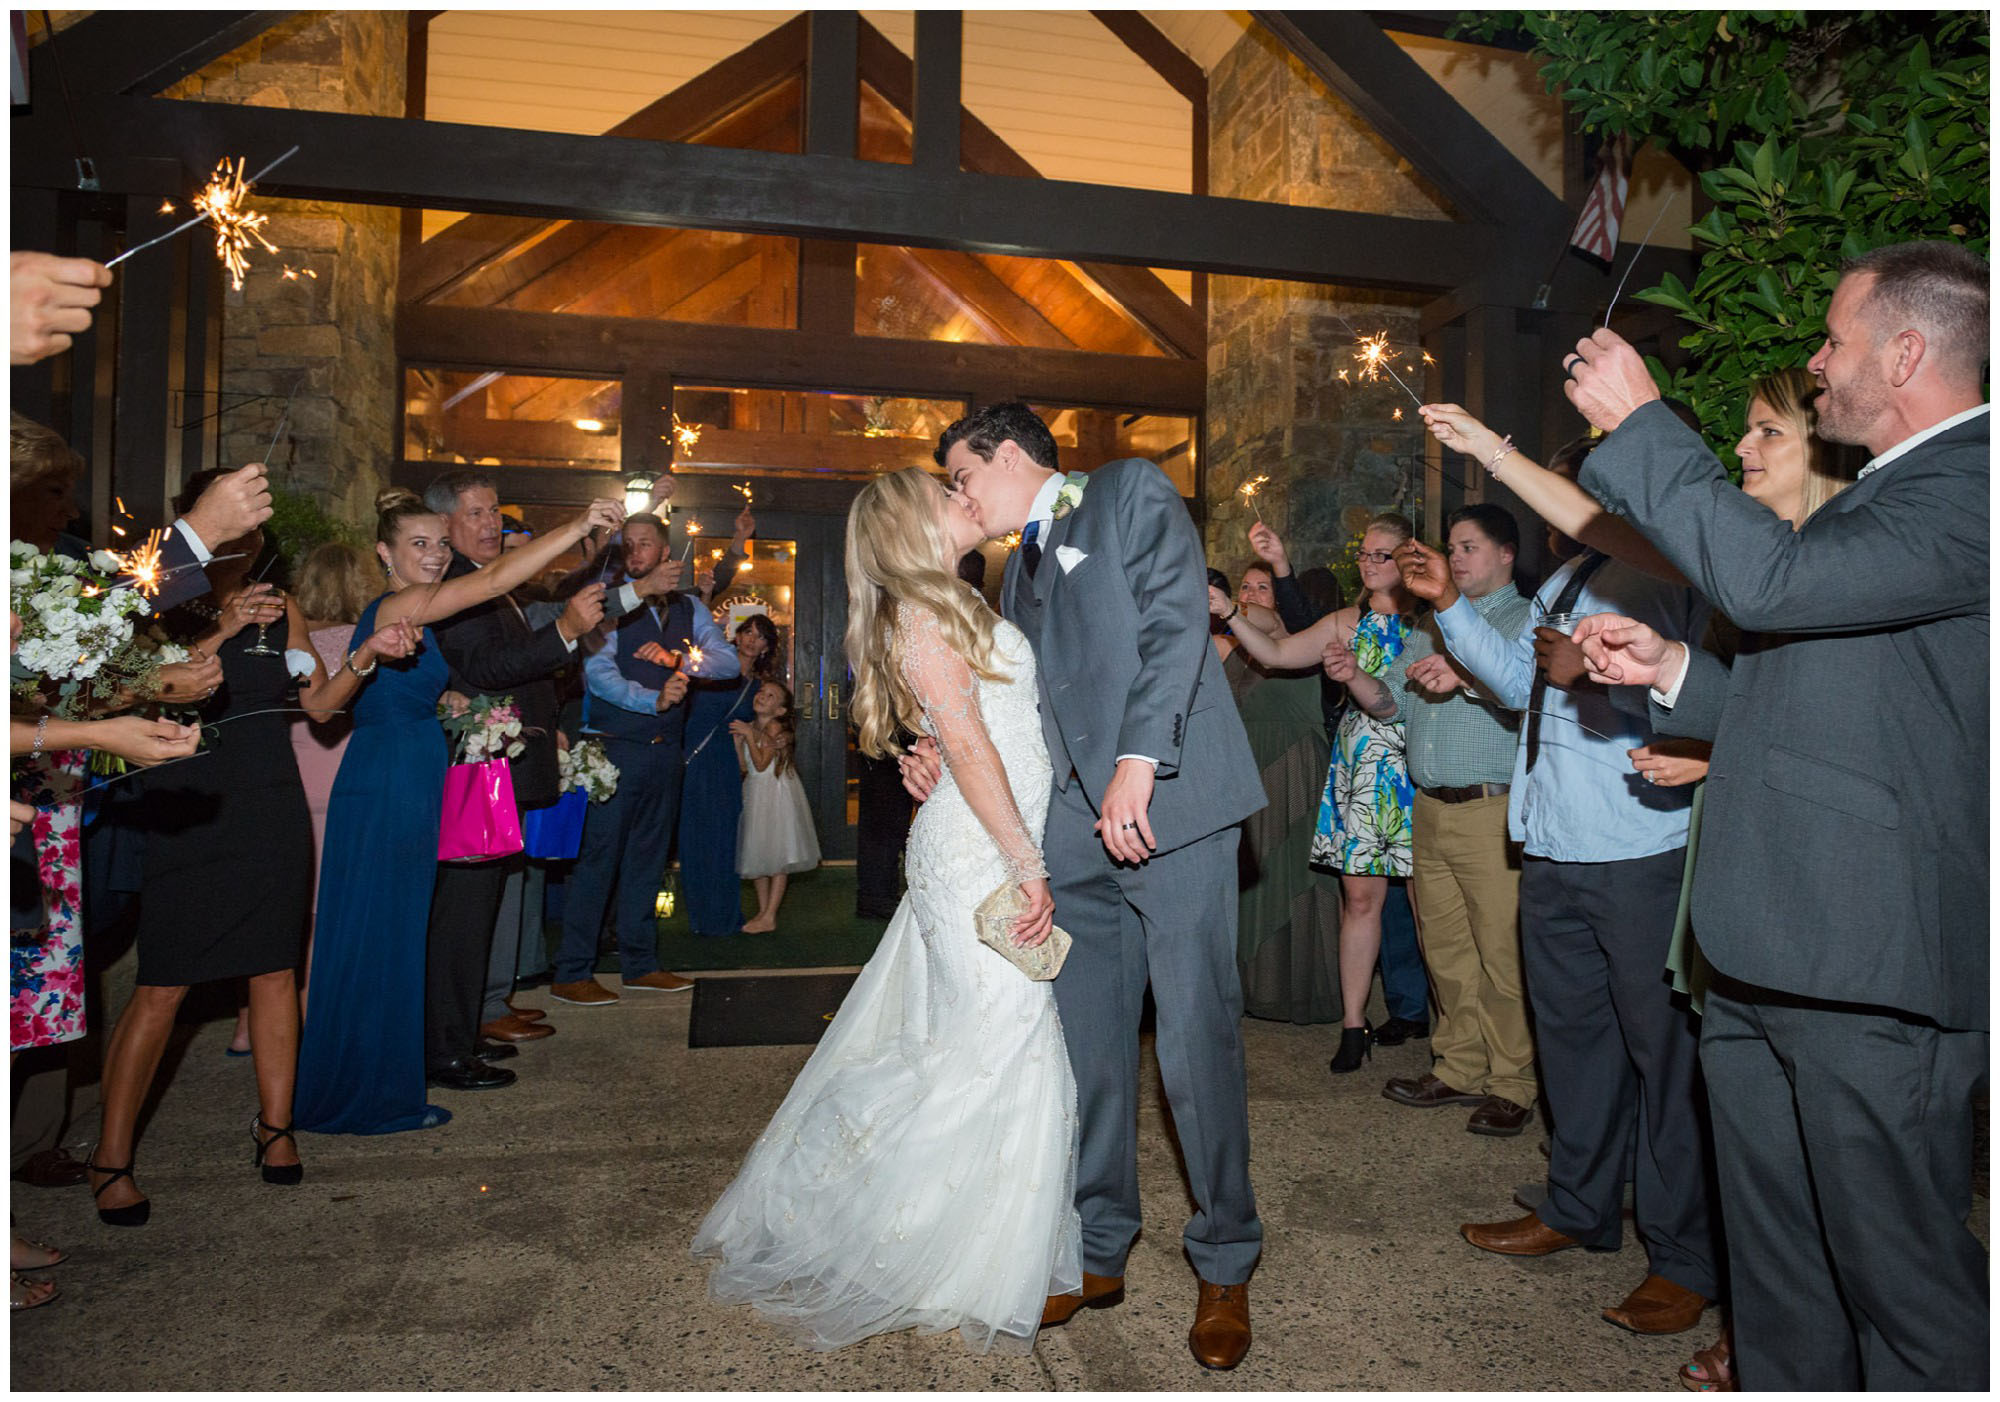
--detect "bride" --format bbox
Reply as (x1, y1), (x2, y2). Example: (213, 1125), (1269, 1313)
(691, 466), (1081, 1353)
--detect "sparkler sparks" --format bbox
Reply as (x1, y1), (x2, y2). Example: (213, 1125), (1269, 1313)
(1334, 318), (1426, 410)
(679, 518), (703, 564)
(103, 145), (298, 286)
(281, 264), (318, 281)
(733, 481), (755, 506)
(686, 645), (705, 672)
(114, 529), (169, 598)
(671, 414), (704, 453)
(1236, 474), (1270, 522)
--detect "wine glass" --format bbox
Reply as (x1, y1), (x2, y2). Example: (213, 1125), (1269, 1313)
(242, 551), (283, 657)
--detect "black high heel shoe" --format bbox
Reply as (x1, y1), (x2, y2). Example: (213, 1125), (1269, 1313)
(252, 1116), (304, 1187)
(1328, 1021), (1374, 1074)
(86, 1161), (151, 1227)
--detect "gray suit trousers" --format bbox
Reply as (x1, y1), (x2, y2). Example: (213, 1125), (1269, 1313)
(1701, 979), (1989, 1390)
(1046, 780), (1262, 1284)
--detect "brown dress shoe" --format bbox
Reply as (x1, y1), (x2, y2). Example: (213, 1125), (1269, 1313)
(1383, 1071), (1487, 1108)
(1461, 1211), (1580, 1256)
(1603, 1272), (1709, 1335)
(1466, 1096), (1534, 1136)
(12, 1148), (90, 1189)
(1189, 1279), (1251, 1370)
(478, 1013), (554, 1042)
(621, 971), (693, 993)
(1041, 1271), (1124, 1328)
(549, 979), (619, 1006)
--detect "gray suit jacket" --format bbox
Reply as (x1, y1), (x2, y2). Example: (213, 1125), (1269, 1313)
(1004, 458), (1266, 855)
(1581, 401), (1988, 1030)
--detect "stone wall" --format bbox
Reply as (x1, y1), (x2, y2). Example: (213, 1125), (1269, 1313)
(1205, 27), (1448, 590)
(165, 12), (405, 526)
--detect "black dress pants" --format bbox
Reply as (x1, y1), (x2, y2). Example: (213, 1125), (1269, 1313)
(425, 856), (514, 1072)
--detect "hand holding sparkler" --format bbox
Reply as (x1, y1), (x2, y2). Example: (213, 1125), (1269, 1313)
(154, 652), (225, 704)
(11, 251), (111, 365)
(655, 668), (692, 712)
(557, 582), (607, 643)
(732, 504), (756, 547)
(179, 463), (273, 552)
(1392, 539), (1457, 610)
(1236, 474), (1270, 522)
(1246, 521), (1291, 577)
(630, 556), (687, 598)
(1418, 403), (1507, 466)
(1561, 328), (1661, 435)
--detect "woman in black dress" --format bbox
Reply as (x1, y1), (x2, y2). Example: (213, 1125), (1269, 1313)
(87, 472), (417, 1226)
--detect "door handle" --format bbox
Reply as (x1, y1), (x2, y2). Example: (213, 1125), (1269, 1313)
(827, 682), (841, 721)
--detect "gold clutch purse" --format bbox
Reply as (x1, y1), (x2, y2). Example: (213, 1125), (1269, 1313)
(973, 882), (1073, 981)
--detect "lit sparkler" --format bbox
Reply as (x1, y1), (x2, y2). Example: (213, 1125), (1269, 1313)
(113, 529), (168, 598)
(281, 264), (318, 281)
(1236, 474), (1270, 522)
(733, 481), (755, 506)
(1334, 318), (1425, 409)
(104, 145), (299, 288)
(671, 414), (703, 453)
(685, 645), (705, 672)
(679, 518), (703, 564)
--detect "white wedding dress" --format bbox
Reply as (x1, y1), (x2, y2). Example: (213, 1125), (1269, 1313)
(692, 612), (1082, 1354)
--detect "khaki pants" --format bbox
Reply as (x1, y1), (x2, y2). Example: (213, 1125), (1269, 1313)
(1411, 792), (1535, 1106)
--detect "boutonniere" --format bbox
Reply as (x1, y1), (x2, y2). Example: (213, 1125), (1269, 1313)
(1048, 471), (1090, 521)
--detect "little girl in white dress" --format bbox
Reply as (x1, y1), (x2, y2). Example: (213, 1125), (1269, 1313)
(732, 680), (820, 933)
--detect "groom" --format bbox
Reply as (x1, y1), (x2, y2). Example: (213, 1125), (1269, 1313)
(909, 402), (1267, 1369)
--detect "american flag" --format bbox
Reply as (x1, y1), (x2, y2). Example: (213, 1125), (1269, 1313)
(1567, 133), (1630, 270)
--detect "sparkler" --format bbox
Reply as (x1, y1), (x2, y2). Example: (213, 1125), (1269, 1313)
(1603, 194), (1677, 328)
(679, 518), (703, 564)
(1236, 474), (1270, 522)
(733, 481), (754, 506)
(671, 414), (704, 454)
(112, 529), (168, 598)
(1329, 316), (1427, 411)
(685, 645), (705, 673)
(104, 145), (299, 288)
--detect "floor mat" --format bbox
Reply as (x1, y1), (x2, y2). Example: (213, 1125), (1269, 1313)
(687, 969), (862, 1048)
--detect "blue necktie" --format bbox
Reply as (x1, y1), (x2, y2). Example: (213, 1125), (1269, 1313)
(1021, 519), (1043, 579)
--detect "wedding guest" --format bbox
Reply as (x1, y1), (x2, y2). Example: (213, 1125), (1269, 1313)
(294, 489), (622, 1135)
(1374, 504), (1537, 1137)
(732, 680), (819, 933)
(1401, 438), (1717, 1340)
(680, 613), (780, 939)
(1565, 242), (1987, 1390)
(1225, 600), (1343, 1025)
(1216, 513), (1421, 1072)
(87, 472), (422, 1225)
(421, 470), (625, 1089)
(224, 542), (379, 1055)
(549, 515), (738, 1005)
(1244, 521), (1427, 1040)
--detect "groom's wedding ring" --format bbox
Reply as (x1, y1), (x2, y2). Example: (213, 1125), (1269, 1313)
(1120, 821), (1137, 830)
(1563, 354), (1585, 378)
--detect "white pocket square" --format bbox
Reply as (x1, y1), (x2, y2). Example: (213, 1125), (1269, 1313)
(1054, 545), (1088, 573)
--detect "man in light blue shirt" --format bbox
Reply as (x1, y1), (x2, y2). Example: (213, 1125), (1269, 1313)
(551, 514), (739, 1006)
(1397, 465), (1719, 1341)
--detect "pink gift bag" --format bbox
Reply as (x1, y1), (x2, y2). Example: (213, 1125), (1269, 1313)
(437, 758), (523, 863)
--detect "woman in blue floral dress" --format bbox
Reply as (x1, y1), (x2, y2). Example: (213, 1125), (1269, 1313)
(1214, 512), (1421, 1073)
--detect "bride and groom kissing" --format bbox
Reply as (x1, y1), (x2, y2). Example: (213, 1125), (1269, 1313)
(693, 403), (1267, 1369)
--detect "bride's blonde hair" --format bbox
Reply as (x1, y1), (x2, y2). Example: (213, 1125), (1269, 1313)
(845, 467), (1005, 759)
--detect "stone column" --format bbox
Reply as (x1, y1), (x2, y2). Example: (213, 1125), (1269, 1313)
(166, 13), (406, 525)
(1205, 27), (1451, 595)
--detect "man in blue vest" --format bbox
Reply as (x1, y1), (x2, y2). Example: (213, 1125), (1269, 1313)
(551, 513), (739, 1004)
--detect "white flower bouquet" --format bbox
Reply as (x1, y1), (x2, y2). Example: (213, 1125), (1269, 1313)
(438, 693), (527, 761)
(558, 737), (620, 802)
(9, 540), (166, 717)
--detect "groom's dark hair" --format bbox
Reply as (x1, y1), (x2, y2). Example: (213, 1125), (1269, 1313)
(935, 401), (1061, 473)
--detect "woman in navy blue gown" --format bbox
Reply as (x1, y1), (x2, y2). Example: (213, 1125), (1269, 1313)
(678, 614), (780, 937)
(295, 488), (625, 1135)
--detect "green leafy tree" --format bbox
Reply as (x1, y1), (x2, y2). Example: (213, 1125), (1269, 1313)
(1458, 11), (1988, 446)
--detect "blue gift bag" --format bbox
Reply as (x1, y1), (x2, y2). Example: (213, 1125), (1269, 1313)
(522, 788), (587, 860)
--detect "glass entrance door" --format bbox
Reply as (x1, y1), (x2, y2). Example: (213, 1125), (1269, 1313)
(707, 509), (857, 862)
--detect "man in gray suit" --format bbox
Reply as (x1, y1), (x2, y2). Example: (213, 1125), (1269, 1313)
(1564, 241), (1988, 1391)
(905, 402), (1267, 1369)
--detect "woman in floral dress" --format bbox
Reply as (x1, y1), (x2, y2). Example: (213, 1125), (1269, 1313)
(1214, 512), (1421, 1073)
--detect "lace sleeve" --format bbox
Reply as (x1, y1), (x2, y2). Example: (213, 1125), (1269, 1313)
(897, 607), (1048, 885)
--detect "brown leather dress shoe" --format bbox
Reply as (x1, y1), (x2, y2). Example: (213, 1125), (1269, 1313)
(478, 1013), (554, 1043)
(549, 979), (619, 1006)
(1383, 1071), (1487, 1108)
(1461, 1211), (1580, 1256)
(621, 971), (694, 993)
(1189, 1279), (1251, 1370)
(1041, 1271), (1124, 1328)
(1466, 1096), (1534, 1136)
(1602, 1272), (1709, 1335)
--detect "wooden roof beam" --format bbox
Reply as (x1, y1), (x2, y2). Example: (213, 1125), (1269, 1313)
(33, 11), (297, 97)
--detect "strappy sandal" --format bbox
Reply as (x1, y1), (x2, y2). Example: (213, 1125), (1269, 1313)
(11, 1271), (58, 1311)
(85, 1160), (151, 1228)
(252, 1116), (304, 1186)
(1679, 1337), (1736, 1392)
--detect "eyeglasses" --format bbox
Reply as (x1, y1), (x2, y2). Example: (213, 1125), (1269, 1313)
(1355, 550), (1397, 565)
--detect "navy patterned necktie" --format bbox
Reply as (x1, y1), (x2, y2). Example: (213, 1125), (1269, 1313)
(1021, 519), (1044, 579)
